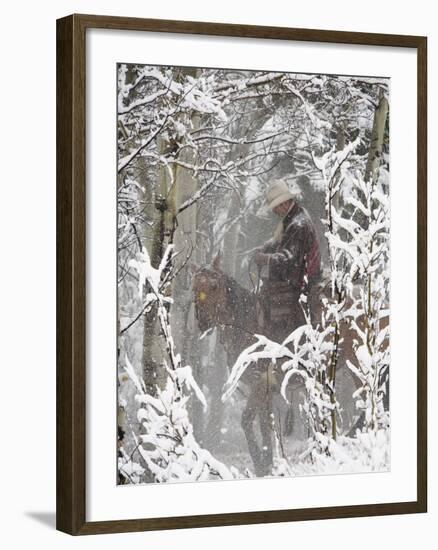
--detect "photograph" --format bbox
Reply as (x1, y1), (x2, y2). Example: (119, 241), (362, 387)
(0, 0), (431, 545)
(116, 63), (391, 484)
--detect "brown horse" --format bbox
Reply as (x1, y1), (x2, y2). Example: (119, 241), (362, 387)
(191, 256), (380, 475)
(192, 255), (280, 476)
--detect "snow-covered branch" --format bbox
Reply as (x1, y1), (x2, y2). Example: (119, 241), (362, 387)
(125, 246), (238, 483)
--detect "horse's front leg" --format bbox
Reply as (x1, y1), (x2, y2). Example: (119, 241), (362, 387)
(241, 387), (264, 476)
(258, 370), (275, 476)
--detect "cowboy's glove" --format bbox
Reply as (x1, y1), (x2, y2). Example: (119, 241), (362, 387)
(254, 251), (270, 267)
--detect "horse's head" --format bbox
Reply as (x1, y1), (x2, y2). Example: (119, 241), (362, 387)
(191, 253), (229, 333)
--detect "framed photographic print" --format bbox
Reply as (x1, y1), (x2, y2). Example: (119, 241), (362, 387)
(56, 14), (427, 535)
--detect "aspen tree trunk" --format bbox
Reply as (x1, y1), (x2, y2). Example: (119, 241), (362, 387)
(142, 68), (206, 429)
(141, 137), (173, 394)
(365, 90), (389, 183)
(170, 128), (204, 437)
(167, 68), (205, 436)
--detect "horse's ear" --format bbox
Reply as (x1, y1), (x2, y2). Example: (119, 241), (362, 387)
(212, 252), (221, 271)
(189, 262), (200, 275)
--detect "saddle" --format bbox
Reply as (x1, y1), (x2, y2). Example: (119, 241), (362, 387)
(256, 280), (301, 329)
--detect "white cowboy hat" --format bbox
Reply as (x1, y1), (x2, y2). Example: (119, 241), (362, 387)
(265, 179), (298, 211)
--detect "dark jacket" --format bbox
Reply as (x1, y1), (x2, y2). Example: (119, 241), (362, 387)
(258, 203), (320, 334)
(262, 202), (320, 290)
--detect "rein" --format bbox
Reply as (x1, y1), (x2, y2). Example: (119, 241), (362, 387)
(248, 255), (262, 295)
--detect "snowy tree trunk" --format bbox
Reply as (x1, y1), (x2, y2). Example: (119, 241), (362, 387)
(166, 68), (206, 436)
(172, 145), (205, 437)
(365, 90), (389, 183)
(141, 136), (172, 393)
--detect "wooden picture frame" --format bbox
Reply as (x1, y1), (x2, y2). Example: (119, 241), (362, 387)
(56, 13), (427, 535)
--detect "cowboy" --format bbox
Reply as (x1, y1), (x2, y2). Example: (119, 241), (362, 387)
(253, 179), (321, 340)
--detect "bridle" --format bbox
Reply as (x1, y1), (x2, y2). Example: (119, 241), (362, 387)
(193, 266), (257, 337)
(193, 267), (224, 328)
